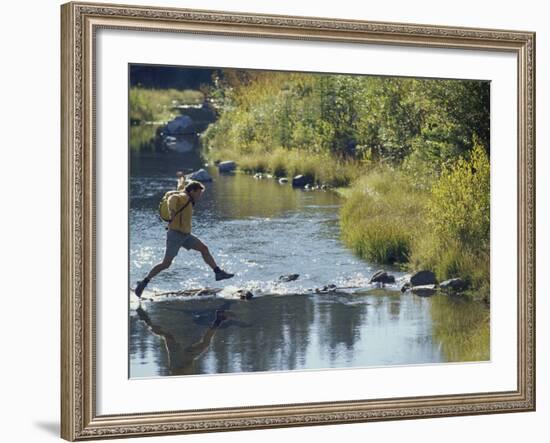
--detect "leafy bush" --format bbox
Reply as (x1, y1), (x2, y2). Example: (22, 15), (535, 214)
(428, 139), (490, 248)
(409, 140), (490, 296)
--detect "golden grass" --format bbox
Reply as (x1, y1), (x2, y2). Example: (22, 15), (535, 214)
(340, 167), (428, 264)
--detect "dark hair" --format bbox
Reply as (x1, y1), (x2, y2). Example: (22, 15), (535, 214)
(185, 181), (205, 193)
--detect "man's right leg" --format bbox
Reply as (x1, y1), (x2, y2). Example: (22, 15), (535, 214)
(146, 255), (174, 280)
(187, 238), (234, 281)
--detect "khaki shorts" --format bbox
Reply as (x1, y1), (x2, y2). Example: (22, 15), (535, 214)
(165, 229), (201, 259)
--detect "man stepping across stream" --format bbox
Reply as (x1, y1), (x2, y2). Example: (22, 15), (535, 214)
(134, 180), (234, 298)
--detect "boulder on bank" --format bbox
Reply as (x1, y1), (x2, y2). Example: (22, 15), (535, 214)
(411, 285), (438, 297)
(164, 115), (193, 135)
(410, 270), (437, 286)
(292, 175), (312, 188)
(218, 161), (236, 173)
(369, 270), (396, 284)
(440, 278), (468, 292)
(186, 168), (212, 182)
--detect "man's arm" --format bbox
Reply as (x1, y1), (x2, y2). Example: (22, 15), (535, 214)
(167, 193), (190, 221)
(176, 171), (185, 191)
(167, 194), (179, 221)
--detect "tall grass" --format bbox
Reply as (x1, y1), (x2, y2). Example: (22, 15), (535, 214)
(339, 167), (429, 264)
(129, 88), (204, 123)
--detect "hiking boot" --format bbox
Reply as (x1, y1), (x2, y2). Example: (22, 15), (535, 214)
(134, 278), (150, 298)
(215, 269), (234, 281)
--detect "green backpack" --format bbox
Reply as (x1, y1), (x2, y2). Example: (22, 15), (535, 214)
(158, 191), (192, 222)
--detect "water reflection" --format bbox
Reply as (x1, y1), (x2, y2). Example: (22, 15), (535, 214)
(134, 303), (234, 376)
(130, 290), (455, 376)
(430, 295), (490, 362)
(130, 124), (159, 152)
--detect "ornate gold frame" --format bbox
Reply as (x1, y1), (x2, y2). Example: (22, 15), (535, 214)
(61, 1), (536, 440)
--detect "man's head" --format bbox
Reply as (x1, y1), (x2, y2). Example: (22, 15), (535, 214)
(184, 180), (205, 201)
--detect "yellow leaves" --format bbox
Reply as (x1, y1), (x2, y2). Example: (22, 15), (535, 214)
(428, 141), (490, 247)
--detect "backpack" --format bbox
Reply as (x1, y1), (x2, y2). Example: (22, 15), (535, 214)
(158, 191), (192, 222)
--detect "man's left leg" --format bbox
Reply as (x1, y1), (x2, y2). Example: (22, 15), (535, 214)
(187, 237), (234, 281)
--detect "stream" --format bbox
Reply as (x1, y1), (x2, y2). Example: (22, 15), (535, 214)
(129, 150), (489, 377)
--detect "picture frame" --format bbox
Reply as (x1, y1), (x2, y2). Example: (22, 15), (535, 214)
(60, 1), (536, 440)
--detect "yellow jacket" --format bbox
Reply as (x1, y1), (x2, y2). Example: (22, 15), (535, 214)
(167, 193), (193, 234)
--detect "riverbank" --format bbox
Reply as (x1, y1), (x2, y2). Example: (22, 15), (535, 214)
(205, 146), (490, 304)
(206, 145), (364, 188)
(344, 144), (489, 303)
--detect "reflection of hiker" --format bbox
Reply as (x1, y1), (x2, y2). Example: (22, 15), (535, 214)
(135, 305), (227, 375)
(135, 180), (234, 298)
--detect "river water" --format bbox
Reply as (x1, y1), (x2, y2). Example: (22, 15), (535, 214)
(129, 151), (489, 378)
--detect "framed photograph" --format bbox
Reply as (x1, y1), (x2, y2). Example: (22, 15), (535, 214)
(61, 1), (536, 440)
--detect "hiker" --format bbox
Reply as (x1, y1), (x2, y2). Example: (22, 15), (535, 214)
(134, 180), (234, 298)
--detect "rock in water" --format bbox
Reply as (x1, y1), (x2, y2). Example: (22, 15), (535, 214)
(279, 274), (300, 282)
(164, 115), (193, 135)
(278, 177), (289, 184)
(292, 175), (311, 188)
(236, 289), (254, 300)
(410, 270), (437, 286)
(186, 168), (212, 182)
(440, 278), (468, 292)
(218, 161), (236, 173)
(315, 284), (337, 293)
(411, 285), (438, 297)
(369, 270), (396, 284)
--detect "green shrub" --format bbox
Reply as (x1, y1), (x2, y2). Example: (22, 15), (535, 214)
(428, 140), (490, 248)
(409, 140), (490, 296)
